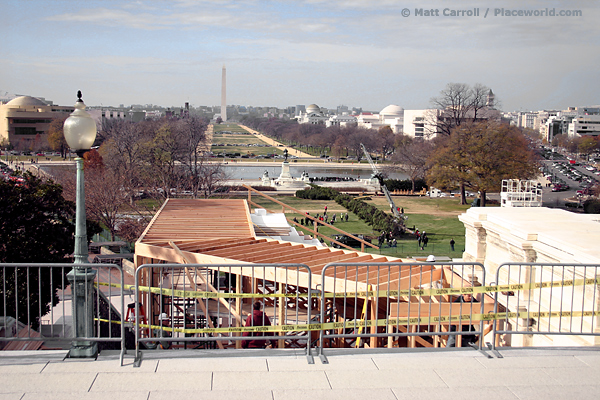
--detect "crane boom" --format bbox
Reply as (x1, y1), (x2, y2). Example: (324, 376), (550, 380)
(360, 143), (401, 220)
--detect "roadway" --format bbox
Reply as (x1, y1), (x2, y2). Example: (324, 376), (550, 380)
(540, 158), (599, 208)
(237, 125), (315, 158)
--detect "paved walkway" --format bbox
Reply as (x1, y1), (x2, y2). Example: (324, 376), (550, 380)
(1, 347), (599, 399)
(238, 125), (315, 158)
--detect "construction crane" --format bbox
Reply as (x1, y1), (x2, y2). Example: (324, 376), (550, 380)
(360, 143), (403, 221)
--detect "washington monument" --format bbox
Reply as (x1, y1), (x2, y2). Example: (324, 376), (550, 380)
(221, 64), (227, 122)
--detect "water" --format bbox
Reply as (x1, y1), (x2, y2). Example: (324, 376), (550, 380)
(40, 163), (409, 181)
(224, 164), (408, 180)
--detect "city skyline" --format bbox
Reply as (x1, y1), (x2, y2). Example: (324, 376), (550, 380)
(2, 0), (599, 112)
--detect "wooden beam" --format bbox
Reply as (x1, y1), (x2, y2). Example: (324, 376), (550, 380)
(243, 185), (379, 250)
(389, 302), (495, 321)
(169, 241), (243, 326)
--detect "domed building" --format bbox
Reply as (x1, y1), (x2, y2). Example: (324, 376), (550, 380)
(356, 104), (404, 133)
(296, 103), (329, 125)
(380, 104), (404, 118)
(6, 96), (48, 107)
(305, 104), (321, 114)
(0, 96), (75, 151)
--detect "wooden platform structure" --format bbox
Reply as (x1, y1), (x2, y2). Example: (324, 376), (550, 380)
(134, 199), (496, 349)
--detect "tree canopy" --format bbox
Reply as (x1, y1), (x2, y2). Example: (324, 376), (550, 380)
(0, 173), (75, 329)
(427, 122), (540, 206)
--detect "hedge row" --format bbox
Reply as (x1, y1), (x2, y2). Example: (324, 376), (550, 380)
(296, 185), (403, 234)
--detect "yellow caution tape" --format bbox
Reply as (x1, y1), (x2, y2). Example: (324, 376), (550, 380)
(97, 309), (600, 336)
(325, 278), (600, 299)
(97, 277), (600, 301)
(96, 282), (303, 299)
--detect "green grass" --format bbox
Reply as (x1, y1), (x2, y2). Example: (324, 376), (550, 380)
(212, 134), (265, 145)
(247, 193), (471, 260)
(131, 192), (472, 259)
(212, 123), (249, 133)
(210, 132), (285, 157)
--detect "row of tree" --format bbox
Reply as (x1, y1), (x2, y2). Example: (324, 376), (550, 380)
(50, 115), (228, 241)
(240, 116), (394, 162)
(551, 134), (600, 159)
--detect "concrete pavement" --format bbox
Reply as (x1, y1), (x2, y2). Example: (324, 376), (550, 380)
(1, 347), (600, 399)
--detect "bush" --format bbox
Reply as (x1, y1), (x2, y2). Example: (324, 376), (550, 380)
(583, 199), (600, 213)
(295, 186), (403, 234)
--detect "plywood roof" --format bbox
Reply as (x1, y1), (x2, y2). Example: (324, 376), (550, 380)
(135, 199), (402, 290)
(138, 199), (255, 243)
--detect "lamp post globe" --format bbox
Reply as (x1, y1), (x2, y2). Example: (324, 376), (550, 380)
(64, 91), (98, 358)
(63, 90), (97, 156)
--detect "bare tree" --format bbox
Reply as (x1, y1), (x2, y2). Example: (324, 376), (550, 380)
(53, 152), (129, 240)
(426, 83), (499, 137)
(198, 160), (229, 199)
(176, 116), (210, 198)
(145, 120), (187, 197)
(100, 119), (152, 204)
(377, 125), (396, 161)
(391, 135), (434, 192)
(346, 126), (375, 161)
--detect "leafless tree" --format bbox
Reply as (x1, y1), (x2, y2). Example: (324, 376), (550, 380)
(426, 83), (499, 137)
(391, 135), (434, 192)
(53, 154), (129, 241)
(144, 120), (187, 197)
(377, 125), (396, 161)
(176, 116), (210, 197)
(100, 119), (152, 204)
(198, 161), (229, 199)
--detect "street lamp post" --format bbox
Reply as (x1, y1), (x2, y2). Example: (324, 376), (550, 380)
(63, 91), (98, 358)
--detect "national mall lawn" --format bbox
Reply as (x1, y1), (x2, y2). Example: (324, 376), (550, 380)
(246, 194), (474, 260)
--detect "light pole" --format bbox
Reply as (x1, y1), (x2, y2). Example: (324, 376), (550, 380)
(63, 91), (98, 358)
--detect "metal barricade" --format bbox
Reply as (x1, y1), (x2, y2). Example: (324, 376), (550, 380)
(492, 263), (600, 350)
(133, 263), (315, 365)
(317, 262), (490, 361)
(0, 263), (126, 364)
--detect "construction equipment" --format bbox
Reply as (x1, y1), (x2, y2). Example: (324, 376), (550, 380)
(360, 143), (402, 221)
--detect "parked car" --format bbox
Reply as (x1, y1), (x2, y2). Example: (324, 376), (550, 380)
(552, 184), (569, 192)
(332, 234), (370, 249)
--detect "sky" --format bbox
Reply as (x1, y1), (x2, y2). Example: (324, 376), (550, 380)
(1, 0), (599, 112)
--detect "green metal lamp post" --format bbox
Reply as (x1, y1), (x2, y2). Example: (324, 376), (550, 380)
(63, 91), (98, 358)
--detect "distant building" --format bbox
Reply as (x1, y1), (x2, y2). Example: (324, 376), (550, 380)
(326, 114), (357, 127)
(336, 105), (349, 115)
(542, 107), (600, 141)
(403, 109), (436, 138)
(0, 96), (74, 150)
(518, 112), (539, 130)
(296, 104), (329, 124)
(568, 113), (600, 138)
(295, 105), (306, 117)
(356, 105), (404, 133)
